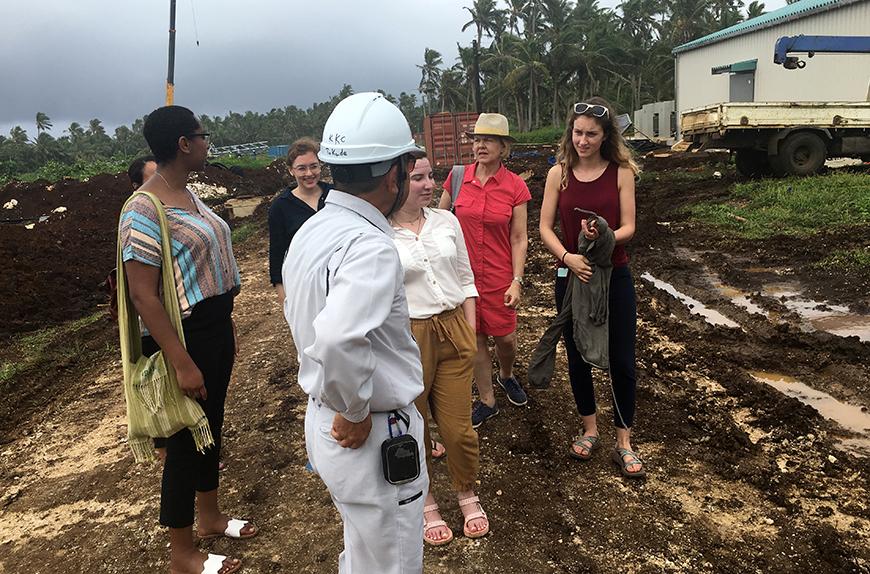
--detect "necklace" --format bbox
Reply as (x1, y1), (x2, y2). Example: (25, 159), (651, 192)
(154, 171), (196, 213)
(393, 210), (425, 235)
(154, 171), (173, 190)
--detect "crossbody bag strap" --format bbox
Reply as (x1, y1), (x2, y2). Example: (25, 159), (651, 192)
(450, 165), (465, 209)
(137, 191), (186, 347)
(116, 191), (186, 367)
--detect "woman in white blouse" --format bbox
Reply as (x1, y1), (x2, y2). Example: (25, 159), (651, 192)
(391, 156), (490, 545)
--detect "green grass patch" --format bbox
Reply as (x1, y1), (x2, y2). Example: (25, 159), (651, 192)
(813, 248), (870, 272)
(231, 222), (259, 244)
(686, 173), (870, 239)
(0, 311), (105, 386)
(512, 126), (563, 144)
(0, 362), (23, 385)
(208, 154), (274, 170)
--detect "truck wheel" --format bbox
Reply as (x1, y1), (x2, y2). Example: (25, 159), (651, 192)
(773, 132), (827, 176)
(735, 149), (771, 178)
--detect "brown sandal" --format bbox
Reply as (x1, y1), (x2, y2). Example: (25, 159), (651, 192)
(612, 448), (646, 478)
(569, 435), (600, 461)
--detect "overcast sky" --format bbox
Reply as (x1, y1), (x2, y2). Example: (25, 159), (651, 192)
(1, 0), (787, 138)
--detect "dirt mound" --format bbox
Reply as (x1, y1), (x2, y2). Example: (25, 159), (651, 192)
(1, 173), (133, 335)
(0, 165), (286, 338)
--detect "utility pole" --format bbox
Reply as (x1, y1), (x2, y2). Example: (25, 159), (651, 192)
(165, 0), (177, 105)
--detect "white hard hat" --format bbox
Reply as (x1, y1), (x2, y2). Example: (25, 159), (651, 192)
(319, 92), (423, 173)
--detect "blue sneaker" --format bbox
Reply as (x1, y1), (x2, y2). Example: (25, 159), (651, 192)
(471, 400), (499, 429)
(497, 375), (528, 406)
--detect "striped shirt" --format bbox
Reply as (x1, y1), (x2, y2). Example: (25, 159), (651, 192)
(119, 190), (241, 319)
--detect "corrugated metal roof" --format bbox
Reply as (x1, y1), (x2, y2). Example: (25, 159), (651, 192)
(673, 0), (862, 54)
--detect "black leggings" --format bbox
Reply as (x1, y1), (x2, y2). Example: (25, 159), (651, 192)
(555, 266), (637, 429)
(142, 292), (235, 529)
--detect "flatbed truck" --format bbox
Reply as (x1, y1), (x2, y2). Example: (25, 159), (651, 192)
(680, 101), (870, 176)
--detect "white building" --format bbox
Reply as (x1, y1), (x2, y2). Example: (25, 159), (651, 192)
(633, 100), (675, 142)
(673, 0), (870, 137)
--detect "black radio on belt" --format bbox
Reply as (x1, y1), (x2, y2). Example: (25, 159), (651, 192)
(381, 410), (420, 485)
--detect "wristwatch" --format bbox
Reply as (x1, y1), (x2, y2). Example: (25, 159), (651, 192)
(512, 276), (524, 286)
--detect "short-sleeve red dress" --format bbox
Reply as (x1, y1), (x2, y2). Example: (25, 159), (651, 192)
(445, 162), (532, 336)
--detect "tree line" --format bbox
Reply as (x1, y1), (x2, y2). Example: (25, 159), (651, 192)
(0, 85), (424, 181)
(1, 0), (769, 179)
(419, 0), (769, 132)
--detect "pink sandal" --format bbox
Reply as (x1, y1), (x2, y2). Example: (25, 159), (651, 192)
(423, 503), (454, 546)
(458, 495), (490, 538)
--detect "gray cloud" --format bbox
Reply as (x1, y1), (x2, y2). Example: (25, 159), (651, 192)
(1, 0), (787, 137)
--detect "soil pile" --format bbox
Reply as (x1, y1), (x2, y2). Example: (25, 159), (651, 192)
(0, 163), (285, 337)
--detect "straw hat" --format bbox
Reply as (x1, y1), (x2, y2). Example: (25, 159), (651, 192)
(466, 113), (516, 142)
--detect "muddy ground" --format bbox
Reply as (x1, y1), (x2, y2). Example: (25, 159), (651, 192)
(0, 152), (868, 573)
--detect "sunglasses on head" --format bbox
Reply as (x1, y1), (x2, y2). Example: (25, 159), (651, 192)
(573, 103), (609, 118)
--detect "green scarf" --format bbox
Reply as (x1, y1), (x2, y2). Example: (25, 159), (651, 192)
(117, 191), (214, 463)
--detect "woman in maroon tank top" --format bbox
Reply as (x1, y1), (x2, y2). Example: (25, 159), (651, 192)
(538, 97), (646, 478)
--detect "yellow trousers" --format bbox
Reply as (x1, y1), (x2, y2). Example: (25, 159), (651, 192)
(410, 306), (480, 492)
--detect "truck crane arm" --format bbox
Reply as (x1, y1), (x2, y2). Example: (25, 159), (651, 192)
(774, 35), (870, 69)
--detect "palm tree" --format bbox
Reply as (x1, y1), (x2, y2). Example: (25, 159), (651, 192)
(66, 122), (85, 154)
(520, 0), (544, 40)
(747, 0), (765, 18)
(417, 48), (444, 115)
(540, 0), (581, 124)
(35, 112), (52, 135)
(710, 0), (744, 28)
(663, 0), (712, 46)
(617, 0), (662, 47)
(114, 125), (134, 155)
(9, 126), (29, 144)
(439, 66), (467, 112)
(506, 0), (528, 34)
(87, 118), (106, 137)
(34, 132), (61, 164)
(462, 0), (503, 112)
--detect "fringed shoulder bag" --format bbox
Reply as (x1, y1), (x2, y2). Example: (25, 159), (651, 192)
(116, 191), (214, 463)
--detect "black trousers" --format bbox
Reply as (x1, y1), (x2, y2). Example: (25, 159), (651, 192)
(555, 266), (637, 429)
(142, 292), (235, 528)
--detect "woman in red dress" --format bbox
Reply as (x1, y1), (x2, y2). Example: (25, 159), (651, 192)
(439, 113), (531, 428)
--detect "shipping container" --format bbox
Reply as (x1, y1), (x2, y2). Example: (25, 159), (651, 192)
(423, 112), (480, 167)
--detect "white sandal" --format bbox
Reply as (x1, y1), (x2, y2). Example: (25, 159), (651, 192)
(458, 495), (490, 538)
(423, 503), (454, 546)
(198, 518), (257, 540)
(200, 553), (241, 574)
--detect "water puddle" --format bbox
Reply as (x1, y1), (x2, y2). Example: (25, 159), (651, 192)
(751, 371), (870, 457)
(640, 272), (740, 328)
(667, 249), (870, 340)
(745, 265), (789, 274)
(673, 248), (772, 317)
(703, 273), (769, 317)
(762, 282), (870, 341)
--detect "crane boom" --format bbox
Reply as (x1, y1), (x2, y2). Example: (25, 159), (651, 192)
(774, 35), (870, 69)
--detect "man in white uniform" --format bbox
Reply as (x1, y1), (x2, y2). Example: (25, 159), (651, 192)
(282, 92), (429, 574)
